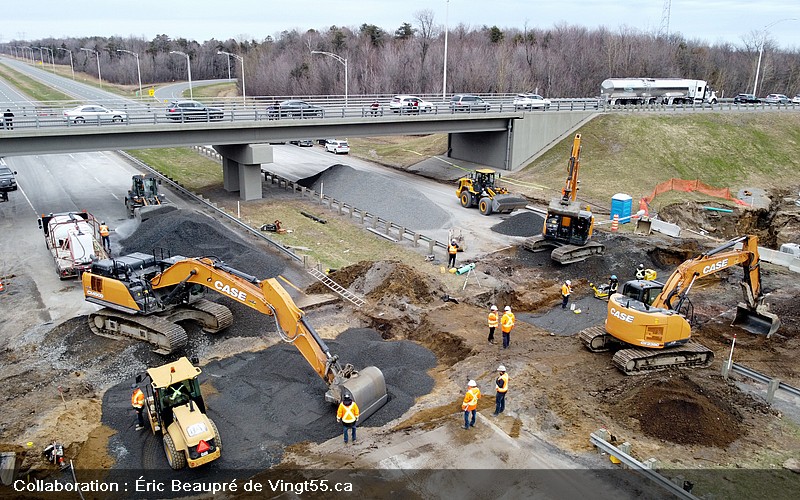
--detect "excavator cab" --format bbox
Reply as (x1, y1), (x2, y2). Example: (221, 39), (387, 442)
(620, 280), (664, 307)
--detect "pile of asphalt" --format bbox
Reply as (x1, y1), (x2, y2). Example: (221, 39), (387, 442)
(491, 211), (544, 237)
(296, 164), (452, 230)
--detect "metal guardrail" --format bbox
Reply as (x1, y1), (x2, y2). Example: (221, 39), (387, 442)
(731, 363), (800, 398)
(589, 432), (699, 500)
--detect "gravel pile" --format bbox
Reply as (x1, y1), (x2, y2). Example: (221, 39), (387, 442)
(491, 210), (544, 237)
(297, 164), (452, 230)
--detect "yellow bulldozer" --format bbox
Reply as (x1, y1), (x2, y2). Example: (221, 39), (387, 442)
(456, 168), (528, 215)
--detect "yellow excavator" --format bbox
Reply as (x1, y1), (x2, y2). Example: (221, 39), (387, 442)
(580, 235), (780, 374)
(524, 134), (604, 264)
(82, 252), (388, 420)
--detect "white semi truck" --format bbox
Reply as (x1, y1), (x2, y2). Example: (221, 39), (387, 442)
(38, 211), (108, 279)
(601, 78), (718, 106)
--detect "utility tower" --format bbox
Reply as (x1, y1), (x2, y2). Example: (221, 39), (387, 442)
(658, 0), (672, 38)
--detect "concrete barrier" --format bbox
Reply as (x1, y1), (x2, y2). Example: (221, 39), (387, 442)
(650, 219), (682, 237)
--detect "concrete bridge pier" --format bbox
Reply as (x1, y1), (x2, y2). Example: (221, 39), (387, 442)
(213, 144), (273, 200)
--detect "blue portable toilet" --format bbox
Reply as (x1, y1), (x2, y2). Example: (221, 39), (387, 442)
(611, 193), (633, 223)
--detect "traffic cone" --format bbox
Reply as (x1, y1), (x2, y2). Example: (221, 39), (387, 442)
(611, 214), (619, 232)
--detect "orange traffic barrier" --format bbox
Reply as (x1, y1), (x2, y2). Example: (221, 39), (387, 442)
(611, 214), (619, 232)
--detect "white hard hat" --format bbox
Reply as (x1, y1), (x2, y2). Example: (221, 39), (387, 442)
(490, 305), (498, 311)
(504, 306), (511, 311)
(497, 365), (506, 372)
(566, 280), (571, 285)
(468, 380), (477, 387)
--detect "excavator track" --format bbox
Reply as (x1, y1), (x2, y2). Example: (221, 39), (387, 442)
(611, 341), (714, 375)
(550, 241), (605, 264)
(578, 325), (614, 352)
(169, 298), (234, 334)
(88, 309), (188, 355)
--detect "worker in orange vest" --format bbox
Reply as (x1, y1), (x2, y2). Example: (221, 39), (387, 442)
(461, 380), (481, 429)
(99, 221), (111, 252)
(131, 383), (145, 430)
(448, 240), (459, 269)
(493, 365), (509, 416)
(500, 306), (515, 349)
(561, 280), (572, 309)
(336, 392), (360, 444)
(487, 305), (499, 344)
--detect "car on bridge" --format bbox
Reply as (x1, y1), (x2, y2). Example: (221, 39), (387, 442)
(63, 105), (127, 124)
(793, 94), (800, 105)
(165, 100), (224, 122)
(449, 94), (491, 112)
(764, 93), (790, 105)
(325, 139), (349, 154)
(266, 100), (325, 119)
(733, 93), (760, 104)
(388, 95), (433, 114)
(513, 93), (551, 110)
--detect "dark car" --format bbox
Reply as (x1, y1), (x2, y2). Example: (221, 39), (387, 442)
(733, 93), (760, 104)
(289, 139), (314, 147)
(449, 94), (491, 112)
(0, 164), (18, 192)
(165, 100), (224, 121)
(266, 100), (324, 119)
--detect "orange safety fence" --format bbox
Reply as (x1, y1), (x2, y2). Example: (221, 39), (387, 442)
(639, 178), (748, 215)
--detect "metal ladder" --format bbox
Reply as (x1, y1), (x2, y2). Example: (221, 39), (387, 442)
(306, 267), (366, 308)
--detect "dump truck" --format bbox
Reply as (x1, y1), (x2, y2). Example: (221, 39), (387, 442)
(600, 78), (718, 106)
(38, 211), (108, 279)
(456, 168), (528, 215)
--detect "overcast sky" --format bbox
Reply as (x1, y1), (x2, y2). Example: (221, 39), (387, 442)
(3, 0), (800, 50)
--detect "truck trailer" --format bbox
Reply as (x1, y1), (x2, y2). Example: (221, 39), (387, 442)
(601, 78), (718, 106)
(38, 211), (108, 279)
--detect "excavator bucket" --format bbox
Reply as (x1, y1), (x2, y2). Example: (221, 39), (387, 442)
(732, 303), (781, 338)
(135, 204), (177, 222)
(337, 366), (389, 422)
(490, 194), (528, 214)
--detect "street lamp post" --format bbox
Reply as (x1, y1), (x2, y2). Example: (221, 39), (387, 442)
(311, 50), (348, 107)
(40, 47), (55, 72)
(217, 51), (246, 105)
(169, 50), (192, 99)
(752, 18), (797, 97)
(443, 0), (450, 99)
(37, 47), (44, 66)
(117, 49), (143, 98)
(20, 46), (32, 64)
(80, 47), (102, 86)
(56, 48), (74, 80)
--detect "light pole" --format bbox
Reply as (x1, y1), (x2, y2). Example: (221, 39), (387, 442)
(117, 49), (143, 98)
(170, 50), (193, 99)
(56, 48), (74, 80)
(37, 46), (45, 66)
(311, 50), (348, 107)
(40, 47), (55, 72)
(21, 46), (32, 64)
(752, 18), (797, 97)
(218, 51), (246, 105)
(443, 0), (450, 99)
(80, 47), (102, 86)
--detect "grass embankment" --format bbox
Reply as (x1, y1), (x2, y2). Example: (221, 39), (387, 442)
(348, 135), (448, 168)
(509, 112), (800, 210)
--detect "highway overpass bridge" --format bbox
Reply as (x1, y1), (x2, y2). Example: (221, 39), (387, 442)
(0, 110), (596, 200)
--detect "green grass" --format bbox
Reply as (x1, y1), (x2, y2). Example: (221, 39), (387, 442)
(126, 148), (223, 191)
(0, 63), (73, 101)
(189, 82), (238, 99)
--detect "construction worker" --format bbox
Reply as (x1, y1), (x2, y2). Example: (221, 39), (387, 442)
(487, 305), (499, 344)
(561, 280), (572, 309)
(99, 222), (111, 252)
(461, 380), (481, 429)
(336, 392), (360, 444)
(131, 383), (145, 430)
(608, 275), (619, 295)
(500, 306), (515, 349)
(448, 240), (459, 269)
(494, 365), (508, 416)
(636, 264), (646, 280)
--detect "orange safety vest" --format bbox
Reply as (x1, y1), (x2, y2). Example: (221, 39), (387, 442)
(488, 311), (499, 328)
(462, 387), (481, 411)
(561, 283), (571, 297)
(496, 373), (509, 393)
(337, 401), (360, 424)
(501, 312), (515, 333)
(449, 244), (458, 255)
(99, 225), (110, 237)
(131, 388), (144, 409)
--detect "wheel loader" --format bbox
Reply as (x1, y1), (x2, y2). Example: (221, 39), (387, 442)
(456, 168), (528, 215)
(138, 357), (221, 469)
(124, 174), (175, 221)
(82, 251), (389, 422)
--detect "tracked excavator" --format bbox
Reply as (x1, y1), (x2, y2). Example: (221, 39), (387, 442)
(524, 134), (604, 264)
(82, 251), (389, 420)
(580, 235), (780, 374)
(456, 168), (528, 215)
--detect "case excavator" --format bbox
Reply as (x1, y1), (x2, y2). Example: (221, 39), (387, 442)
(82, 251), (389, 421)
(580, 235), (780, 374)
(524, 134), (604, 264)
(456, 168), (528, 215)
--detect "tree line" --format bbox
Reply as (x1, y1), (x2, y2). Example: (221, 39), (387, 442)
(9, 12), (800, 99)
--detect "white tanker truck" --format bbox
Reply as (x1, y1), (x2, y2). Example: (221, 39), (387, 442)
(600, 78), (718, 106)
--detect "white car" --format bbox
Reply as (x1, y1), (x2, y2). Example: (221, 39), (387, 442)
(792, 94), (800, 105)
(388, 95), (433, 113)
(513, 93), (551, 110)
(63, 104), (127, 124)
(325, 139), (350, 154)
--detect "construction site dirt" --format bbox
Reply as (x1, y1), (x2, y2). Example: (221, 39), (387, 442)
(2, 171), (800, 498)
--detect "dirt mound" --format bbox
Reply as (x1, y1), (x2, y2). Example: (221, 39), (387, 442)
(617, 374), (743, 447)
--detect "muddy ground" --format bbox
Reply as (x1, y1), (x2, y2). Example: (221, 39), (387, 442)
(2, 183), (800, 498)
